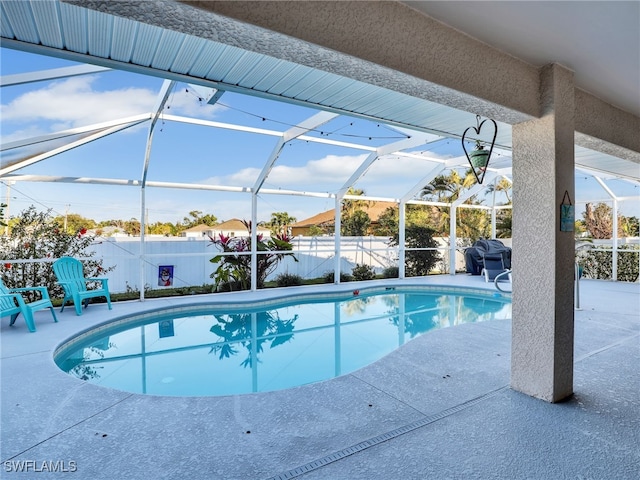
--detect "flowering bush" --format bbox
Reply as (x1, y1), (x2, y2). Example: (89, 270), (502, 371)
(208, 220), (297, 291)
(0, 206), (113, 301)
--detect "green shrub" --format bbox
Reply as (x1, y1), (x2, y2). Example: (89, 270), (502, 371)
(388, 225), (441, 277)
(382, 266), (399, 278)
(275, 273), (303, 287)
(351, 263), (375, 281)
(322, 270), (353, 283)
(577, 245), (638, 281)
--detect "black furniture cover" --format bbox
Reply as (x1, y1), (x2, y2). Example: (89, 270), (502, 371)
(464, 239), (512, 275)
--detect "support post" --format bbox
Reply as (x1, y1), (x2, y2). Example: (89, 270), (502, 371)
(511, 64), (575, 402)
(399, 200), (406, 279)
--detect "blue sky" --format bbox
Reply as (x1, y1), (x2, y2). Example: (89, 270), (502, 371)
(1, 47), (638, 226)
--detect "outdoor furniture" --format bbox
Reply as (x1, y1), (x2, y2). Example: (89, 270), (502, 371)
(482, 253), (510, 282)
(0, 278), (58, 332)
(53, 257), (112, 316)
(465, 238), (512, 275)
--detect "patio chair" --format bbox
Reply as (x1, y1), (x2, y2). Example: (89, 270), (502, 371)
(53, 257), (112, 316)
(0, 278), (58, 332)
(481, 253), (510, 282)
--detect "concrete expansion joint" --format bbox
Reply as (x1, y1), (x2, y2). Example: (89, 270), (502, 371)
(264, 386), (509, 480)
(0, 393), (135, 463)
(574, 333), (640, 363)
(348, 373), (428, 417)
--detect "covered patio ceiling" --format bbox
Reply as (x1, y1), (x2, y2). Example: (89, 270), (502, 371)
(1, 0), (639, 214)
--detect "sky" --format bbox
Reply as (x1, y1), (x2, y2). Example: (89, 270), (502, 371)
(1, 47), (639, 227)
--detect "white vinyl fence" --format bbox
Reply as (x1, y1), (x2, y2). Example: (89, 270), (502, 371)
(91, 235), (472, 293)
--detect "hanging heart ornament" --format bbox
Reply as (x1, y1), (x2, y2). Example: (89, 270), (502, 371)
(461, 115), (498, 184)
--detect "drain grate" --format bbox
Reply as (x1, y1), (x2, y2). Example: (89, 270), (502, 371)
(265, 386), (508, 480)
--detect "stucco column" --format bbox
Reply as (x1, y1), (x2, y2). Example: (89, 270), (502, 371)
(511, 64), (575, 403)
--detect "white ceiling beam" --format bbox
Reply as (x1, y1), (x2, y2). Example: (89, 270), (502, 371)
(401, 163), (447, 203)
(0, 64), (111, 87)
(142, 80), (177, 185)
(158, 113), (379, 151)
(186, 84), (224, 105)
(336, 134), (438, 198)
(253, 111), (339, 193)
(1, 114), (152, 152)
(593, 176), (617, 199)
(161, 114), (283, 137)
(0, 119), (149, 176)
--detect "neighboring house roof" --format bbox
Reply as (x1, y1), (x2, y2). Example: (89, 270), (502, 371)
(181, 224), (213, 233)
(214, 219), (269, 232)
(292, 201), (398, 227)
(209, 219), (271, 235)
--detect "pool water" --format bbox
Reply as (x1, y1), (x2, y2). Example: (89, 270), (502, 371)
(55, 288), (511, 397)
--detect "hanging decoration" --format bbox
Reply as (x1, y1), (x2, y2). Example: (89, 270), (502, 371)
(461, 115), (498, 184)
(560, 191), (574, 232)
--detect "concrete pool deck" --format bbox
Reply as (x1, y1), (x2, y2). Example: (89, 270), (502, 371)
(1, 276), (638, 479)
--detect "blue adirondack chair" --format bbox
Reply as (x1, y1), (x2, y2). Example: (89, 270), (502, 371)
(53, 257), (112, 316)
(0, 278), (58, 332)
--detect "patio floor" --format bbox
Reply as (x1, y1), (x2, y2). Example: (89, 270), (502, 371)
(1, 276), (638, 479)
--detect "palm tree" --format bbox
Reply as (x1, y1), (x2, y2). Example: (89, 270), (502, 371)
(420, 168), (489, 240)
(268, 211), (297, 236)
(486, 178), (512, 204)
(420, 169), (476, 203)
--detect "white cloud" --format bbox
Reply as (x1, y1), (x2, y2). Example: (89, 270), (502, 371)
(1, 76), (157, 129)
(199, 151), (449, 199)
(0, 77), (224, 144)
(203, 154), (368, 189)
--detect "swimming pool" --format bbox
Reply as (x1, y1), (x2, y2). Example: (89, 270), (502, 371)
(54, 287), (511, 397)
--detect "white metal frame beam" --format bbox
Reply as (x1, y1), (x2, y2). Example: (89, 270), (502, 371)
(0, 115), (151, 176)
(139, 80), (178, 300)
(251, 110), (339, 290)
(0, 64), (111, 87)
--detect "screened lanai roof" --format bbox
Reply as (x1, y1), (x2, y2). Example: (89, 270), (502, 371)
(1, 0), (639, 222)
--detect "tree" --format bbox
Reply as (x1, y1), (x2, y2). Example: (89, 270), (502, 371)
(486, 178), (512, 204)
(620, 215), (639, 237)
(52, 213), (96, 234)
(308, 225), (327, 237)
(268, 212), (297, 236)
(389, 225), (442, 277)
(486, 179), (512, 239)
(123, 218), (141, 236)
(341, 187), (371, 236)
(495, 209), (512, 238)
(0, 206), (114, 301)
(148, 222), (179, 236)
(182, 210), (217, 229)
(583, 203), (613, 239)
(421, 169), (476, 203)
(342, 209), (371, 236)
(372, 206), (398, 237)
(420, 168), (490, 242)
(0, 202), (6, 227)
(372, 205), (433, 237)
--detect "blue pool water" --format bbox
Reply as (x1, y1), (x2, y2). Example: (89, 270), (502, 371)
(55, 287), (511, 397)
